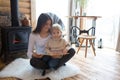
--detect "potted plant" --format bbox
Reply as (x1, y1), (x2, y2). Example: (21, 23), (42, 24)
(75, 0), (89, 16)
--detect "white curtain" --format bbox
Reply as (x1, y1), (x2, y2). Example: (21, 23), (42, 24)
(36, 0), (69, 27)
(86, 0), (120, 49)
(116, 17), (120, 52)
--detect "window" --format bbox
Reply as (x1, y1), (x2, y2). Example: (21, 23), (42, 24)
(86, 0), (120, 49)
(36, 0), (69, 30)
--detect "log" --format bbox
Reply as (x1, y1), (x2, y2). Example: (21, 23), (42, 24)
(0, 0), (10, 7)
(0, 7), (10, 13)
(19, 1), (30, 8)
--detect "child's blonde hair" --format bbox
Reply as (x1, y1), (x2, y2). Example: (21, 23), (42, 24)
(52, 23), (62, 33)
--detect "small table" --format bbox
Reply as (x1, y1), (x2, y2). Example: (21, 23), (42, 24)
(77, 35), (96, 58)
(67, 16), (101, 35)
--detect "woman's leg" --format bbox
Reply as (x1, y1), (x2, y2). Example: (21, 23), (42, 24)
(55, 48), (75, 69)
(30, 55), (51, 69)
(30, 55), (52, 76)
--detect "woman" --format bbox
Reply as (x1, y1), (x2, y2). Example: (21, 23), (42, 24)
(27, 13), (75, 76)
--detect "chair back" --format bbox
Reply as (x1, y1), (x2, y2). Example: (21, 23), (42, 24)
(71, 26), (95, 35)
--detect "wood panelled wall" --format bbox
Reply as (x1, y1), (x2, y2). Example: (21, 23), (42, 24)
(0, 0), (36, 29)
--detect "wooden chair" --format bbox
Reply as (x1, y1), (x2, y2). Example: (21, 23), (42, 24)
(77, 35), (96, 57)
(70, 26), (95, 44)
(70, 26), (96, 57)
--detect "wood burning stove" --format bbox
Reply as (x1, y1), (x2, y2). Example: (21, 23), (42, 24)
(0, 26), (31, 61)
(0, 0), (32, 62)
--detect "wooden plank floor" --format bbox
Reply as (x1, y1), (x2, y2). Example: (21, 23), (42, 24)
(64, 45), (120, 80)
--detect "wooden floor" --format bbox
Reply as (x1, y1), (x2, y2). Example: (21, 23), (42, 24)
(64, 45), (120, 80)
(0, 45), (120, 80)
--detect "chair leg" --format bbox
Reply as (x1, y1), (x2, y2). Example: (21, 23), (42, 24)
(85, 39), (88, 58)
(89, 39), (96, 56)
(77, 39), (84, 53)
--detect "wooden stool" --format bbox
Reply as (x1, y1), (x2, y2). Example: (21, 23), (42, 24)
(77, 35), (96, 58)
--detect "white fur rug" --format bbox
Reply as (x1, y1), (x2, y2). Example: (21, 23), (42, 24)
(0, 58), (80, 80)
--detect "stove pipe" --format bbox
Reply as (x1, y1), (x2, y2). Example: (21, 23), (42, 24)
(10, 0), (20, 26)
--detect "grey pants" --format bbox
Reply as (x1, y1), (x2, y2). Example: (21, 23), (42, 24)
(30, 48), (75, 70)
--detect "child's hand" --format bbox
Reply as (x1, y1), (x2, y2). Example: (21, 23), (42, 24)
(49, 52), (59, 55)
(63, 49), (68, 55)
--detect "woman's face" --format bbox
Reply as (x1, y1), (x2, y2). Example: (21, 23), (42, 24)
(41, 19), (52, 32)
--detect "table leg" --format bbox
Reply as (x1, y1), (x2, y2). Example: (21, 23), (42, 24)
(92, 18), (97, 44)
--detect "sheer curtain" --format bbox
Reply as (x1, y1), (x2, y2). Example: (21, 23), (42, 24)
(35, 0), (69, 28)
(86, 0), (120, 49)
(116, 17), (120, 52)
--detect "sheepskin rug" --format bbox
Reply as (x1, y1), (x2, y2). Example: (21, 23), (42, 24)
(0, 58), (80, 80)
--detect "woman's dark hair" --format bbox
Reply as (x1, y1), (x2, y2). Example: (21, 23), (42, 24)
(33, 13), (52, 33)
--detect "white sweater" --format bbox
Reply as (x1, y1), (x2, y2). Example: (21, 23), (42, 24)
(27, 33), (51, 58)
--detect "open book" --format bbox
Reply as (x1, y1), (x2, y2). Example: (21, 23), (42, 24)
(32, 50), (64, 56)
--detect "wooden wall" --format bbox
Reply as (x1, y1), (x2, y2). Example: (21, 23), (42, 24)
(0, 0), (36, 29)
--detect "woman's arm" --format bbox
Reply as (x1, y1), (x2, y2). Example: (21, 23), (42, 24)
(27, 33), (35, 58)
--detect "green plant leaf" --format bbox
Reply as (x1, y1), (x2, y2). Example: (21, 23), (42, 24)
(75, 0), (88, 8)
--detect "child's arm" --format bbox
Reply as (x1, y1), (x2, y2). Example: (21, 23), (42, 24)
(45, 48), (63, 55)
(45, 41), (62, 55)
(45, 41), (53, 55)
(62, 39), (71, 54)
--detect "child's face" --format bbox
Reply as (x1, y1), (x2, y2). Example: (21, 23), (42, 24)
(52, 29), (62, 39)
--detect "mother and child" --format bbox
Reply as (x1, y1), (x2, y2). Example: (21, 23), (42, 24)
(27, 13), (76, 76)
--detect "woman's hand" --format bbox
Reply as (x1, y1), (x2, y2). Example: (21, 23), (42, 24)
(32, 52), (43, 58)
